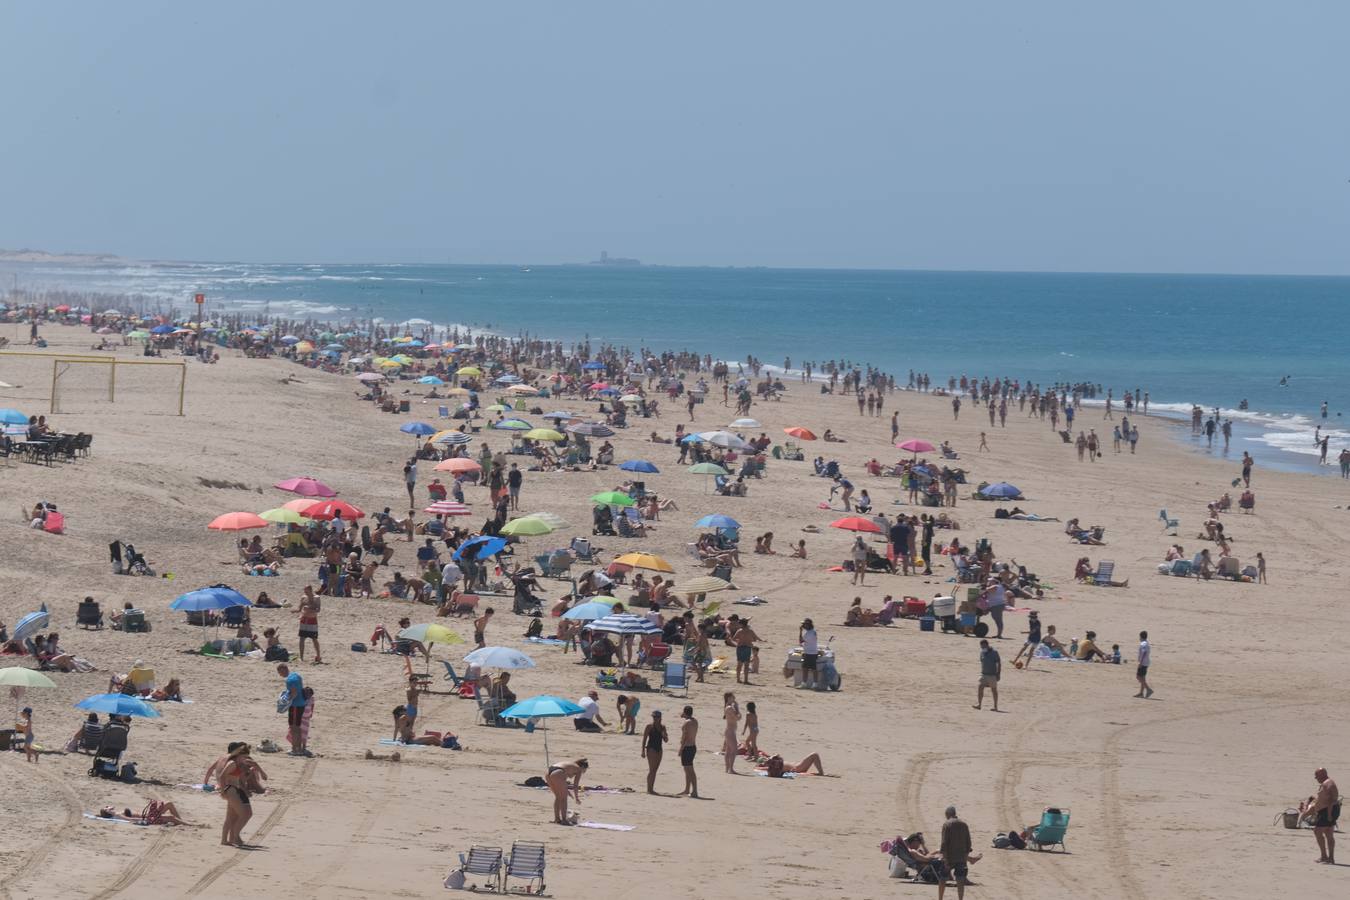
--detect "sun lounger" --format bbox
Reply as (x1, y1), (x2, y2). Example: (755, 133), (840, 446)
(449, 845), (503, 892)
(662, 660), (688, 696)
(1028, 807), (1070, 851)
(1091, 560), (1116, 586)
(1159, 508), (1179, 535)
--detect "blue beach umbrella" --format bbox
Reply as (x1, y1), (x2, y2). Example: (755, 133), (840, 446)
(453, 536), (509, 561)
(619, 460), (659, 474)
(75, 693), (161, 718)
(679, 433), (704, 444)
(324, 343), (346, 352)
(695, 514), (740, 530)
(582, 361), (606, 370)
(13, 604), (50, 642)
(561, 601), (616, 621)
(499, 694), (586, 765)
(418, 375), (446, 385)
(170, 586), (251, 611)
(400, 421), (437, 436)
(596, 387), (620, 397)
(0, 408), (30, 425)
(979, 482), (1023, 499)
(280, 335), (301, 345)
(150, 324), (175, 335)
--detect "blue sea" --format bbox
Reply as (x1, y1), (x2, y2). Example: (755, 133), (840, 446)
(6, 260), (1349, 475)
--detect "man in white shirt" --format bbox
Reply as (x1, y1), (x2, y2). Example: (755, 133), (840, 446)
(438, 561), (462, 604)
(1134, 631), (1153, 699)
(799, 618), (819, 689)
(574, 690), (608, 732)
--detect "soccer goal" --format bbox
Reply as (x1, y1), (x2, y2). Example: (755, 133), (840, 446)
(49, 356), (187, 416)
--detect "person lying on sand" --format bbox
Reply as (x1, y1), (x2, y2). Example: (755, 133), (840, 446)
(392, 706), (452, 745)
(97, 800), (196, 826)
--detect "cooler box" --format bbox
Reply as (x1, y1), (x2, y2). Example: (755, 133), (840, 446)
(930, 596), (956, 619)
(919, 616), (936, 632)
(959, 612), (978, 630)
(904, 598), (928, 618)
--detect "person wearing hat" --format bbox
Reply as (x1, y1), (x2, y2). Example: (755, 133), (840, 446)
(640, 709), (668, 794)
(1011, 611), (1041, 669)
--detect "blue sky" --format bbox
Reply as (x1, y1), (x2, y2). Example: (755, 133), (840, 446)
(1, 1), (1346, 273)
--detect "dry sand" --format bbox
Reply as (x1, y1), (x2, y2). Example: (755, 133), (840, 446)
(1, 325), (1346, 899)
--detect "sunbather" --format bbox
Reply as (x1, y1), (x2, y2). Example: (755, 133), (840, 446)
(97, 800), (195, 826)
(392, 706), (449, 745)
(845, 597), (878, 626)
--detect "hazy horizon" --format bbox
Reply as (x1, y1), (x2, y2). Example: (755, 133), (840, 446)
(3, 2), (1347, 275)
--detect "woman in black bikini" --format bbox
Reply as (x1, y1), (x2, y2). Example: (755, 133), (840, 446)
(545, 758), (588, 825)
(641, 710), (668, 794)
(216, 742), (264, 847)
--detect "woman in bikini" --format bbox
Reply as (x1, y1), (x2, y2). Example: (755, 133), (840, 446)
(545, 757), (588, 825)
(296, 591), (322, 663)
(215, 742), (264, 847)
(97, 800), (195, 826)
(641, 710), (667, 794)
(391, 705), (445, 745)
(742, 701), (759, 758)
(722, 692), (741, 773)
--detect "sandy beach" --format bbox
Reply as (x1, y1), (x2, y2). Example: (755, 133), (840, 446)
(1, 323), (1346, 900)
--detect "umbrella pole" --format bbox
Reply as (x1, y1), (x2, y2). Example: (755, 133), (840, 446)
(543, 721), (550, 768)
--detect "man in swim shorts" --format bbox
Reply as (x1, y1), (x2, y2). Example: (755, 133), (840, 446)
(731, 622), (761, 685)
(1312, 768), (1340, 864)
(676, 705), (699, 799)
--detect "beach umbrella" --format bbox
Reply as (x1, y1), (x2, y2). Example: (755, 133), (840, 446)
(589, 382), (611, 391)
(281, 497), (319, 514)
(499, 695), (585, 766)
(425, 500), (472, 516)
(324, 343), (346, 352)
(259, 507), (306, 525)
(521, 511), (570, 530)
(273, 476), (338, 497)
(12, 605), (50, 643)
(588, 613), (662, 635)
(979, 482), (1023, 499)
(542, 410), (574, 422)
(591, 491), (636, 507)
(484, 403), (511, 413)
(596, 388), (620, 398)
(207, 512), (269, 532)
(567, 422), (614, 437)
(463, 646), (536, 670)
(302, 500), (365, 521)
(695, 514), (740, 530)
(355, 372), (384, 383)
(280, 335), (301, 345)
(896, 439), (935, 455)
(679, 433), (705, 444)
(500, 517), (554, 536)
(783, 427), (817, 440)
(401, 421), (437, 436)
(127, 330), (150, 340)
(0, 668), (57, 689)
(171, 585), (251, 611)
(507, 384), (538, 395)
(397, 623), (464, 648)
(432, 430), (473, 446)
(0, 408), (29, 425)
(434, 458), (482, 475)
(494, 374), (522, 384)
(453, 536), (509, 561)
(688, 463), (729, 475)
(75, 693), (161, 719)
(492, 418), (532, 431)
(612, 552), (675, 573)
(418, 375), (447, 385)
(699, 431), (752, 451)
(679, 575), (733, 595)
(524, 428), (564, 442)
(619, 393), (643, 403)
(729, 418), (761, 428)
(830, 516), (883, 533)
(456, 366), (482, 377)
(619, 460), (659, 474)
(150, 324), (175, 335)
(561, 601), (618, 621)
(295, 341), (315, 353)
(377, 359), (402, 369)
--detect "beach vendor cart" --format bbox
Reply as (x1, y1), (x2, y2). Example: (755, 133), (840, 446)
(782, 642), (842, 691)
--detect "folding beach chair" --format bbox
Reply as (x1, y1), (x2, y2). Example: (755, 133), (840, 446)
(1158, 509), (1179, 535)
(504, 841), (546, 894)
(662, 660), (689, 696)
(448, 845), (503, 892)
(1091, 561), (1116, 586)
(892, 841), (943, 884)
(1028, 807), (1070, 852)
(569, 537), (597, 562)
(438, 405), (451, 418)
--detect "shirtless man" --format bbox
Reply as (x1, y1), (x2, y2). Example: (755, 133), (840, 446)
(731, 621), (761, 685)
(473, 607), (493, 648)
(676, 705), (699, 799)
(1311, 768), (1340, 864)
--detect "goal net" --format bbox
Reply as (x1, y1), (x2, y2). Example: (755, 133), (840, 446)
(50, 357), (185, 416)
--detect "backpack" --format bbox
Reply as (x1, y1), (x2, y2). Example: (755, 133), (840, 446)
(766, 755), (785, 778)
(1008, 830), (1026, 850)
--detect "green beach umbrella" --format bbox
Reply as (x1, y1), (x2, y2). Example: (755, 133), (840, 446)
(591, 491), (636, 507)
(500, 517), (555, 536)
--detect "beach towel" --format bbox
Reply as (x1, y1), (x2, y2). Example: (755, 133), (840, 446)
(754, 769), (799, 778)
(176, 783), (215, 792)
(83, 813), (146, 825)
(145, 697), (195, 703)
(524, 637), (568, 647)
(378, 738), (431, 749)
(578, 822), (635, 831)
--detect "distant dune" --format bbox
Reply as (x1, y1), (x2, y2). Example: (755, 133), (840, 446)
(0, 247), (123, 264)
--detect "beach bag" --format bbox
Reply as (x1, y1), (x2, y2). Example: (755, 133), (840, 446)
(1008, 830), (1026, 849)
(888, 856), (909, 878)
(350, 642), (367, 653)
(1278, 808), (1301, 829)
(276, 689), (292, 714)
(441, 733), (461, 750)
(992, 834), (1012, 849)
(766, 755), (785, 778)
(444, 870), (466, 890)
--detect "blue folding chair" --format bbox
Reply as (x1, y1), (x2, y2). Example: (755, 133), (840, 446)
(1028, 807), (1070, 852)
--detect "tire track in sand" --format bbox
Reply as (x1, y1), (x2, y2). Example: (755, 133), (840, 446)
(0, 755), (83, 900)
(185, 756), (318, 897)
(299, 756), (402, 892)
(88, 829), (172, 900)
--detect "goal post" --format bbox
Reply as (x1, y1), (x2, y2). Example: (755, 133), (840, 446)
(48, 356), (187, 416)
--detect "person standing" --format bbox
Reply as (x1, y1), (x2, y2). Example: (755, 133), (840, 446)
(18, 707), (36, 763)
(473, 607), (493, 648)
(851, 536), (868, 586)
(891, 412), (899, 443)
(920, 514), (935, 575)
(296, 592), (321, 663)
(974, 639), (1001, 711)
(721, 692), (740, 773)
(799, 618), (819, 689)
(938, 805), (979, 900)
(1134, 631), (1153, 698)
(641, 710), (667, 794)
(676, 705), (699, 798)
(981, 577), (1006, 639)
(403, 460), (417, 507)
(277, 663), (310, 756)
(731, 621), (761, 685)
(1311, 768), (1340, 864)
(215, 742), (267, 847)
(544, 757), (588, 825)
(507, 463), (523, 511)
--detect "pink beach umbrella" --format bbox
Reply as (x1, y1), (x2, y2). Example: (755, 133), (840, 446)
(425, 501), (472, 516)
(895, 439), (935, 457)
(274, 476), (338, 498)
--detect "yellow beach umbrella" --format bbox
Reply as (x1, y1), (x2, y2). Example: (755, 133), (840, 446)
(523, 428), (564, 442)
(456, 366), (483, 377)
(613, 552), (675, 573)
(259, 507), (305, 525)
(377, 359), (403, 369)
(295, 340), (315, 353)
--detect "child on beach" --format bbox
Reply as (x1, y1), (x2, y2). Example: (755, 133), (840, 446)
(18, 707), (36, 763)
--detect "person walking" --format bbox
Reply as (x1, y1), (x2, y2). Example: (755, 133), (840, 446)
(640, 710), (667, 794)
(676, 705), (699, 799)
(1134, 631), (1153, 698)
(973, 639), (1001, 711)
(296, 592), (321, 663)
(507, 463), (523, 511)
(1310, 768), (1340, 864)
(277, 663), (311, 756)
(937, 805), (980, 900)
